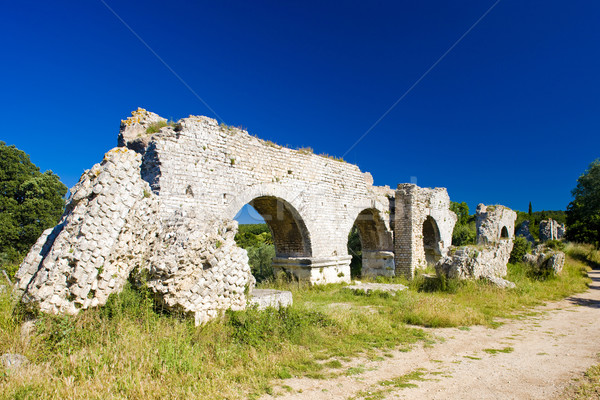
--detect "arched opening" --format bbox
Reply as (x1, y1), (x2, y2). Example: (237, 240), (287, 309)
(347, 208), (393, 278)
(422, 216), (442, 266)
(500, 226), (509, 239)
(234, 196), (312, 282)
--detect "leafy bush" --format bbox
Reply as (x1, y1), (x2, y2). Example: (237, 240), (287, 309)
(450, 201), (476, 246)
(246, 244), (275, 283)
(545, 239), (565, 251)
(235, 224), (273, 248)
(509, 236), (531, 264)
(452, 223), (476, 246)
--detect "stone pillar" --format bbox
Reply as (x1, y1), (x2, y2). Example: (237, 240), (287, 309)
(272, 255), (351, 284)
(394, 184), (419, 279)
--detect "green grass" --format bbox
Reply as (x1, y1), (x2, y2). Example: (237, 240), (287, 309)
(0, 243), (594, 399)
(351, 369), (428, 400)
(483, 347), (514, 355)
(563, 359), (600, 399)
(145, 120), (181, 134)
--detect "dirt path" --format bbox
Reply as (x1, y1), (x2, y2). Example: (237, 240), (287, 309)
(262, 270), (600, 399)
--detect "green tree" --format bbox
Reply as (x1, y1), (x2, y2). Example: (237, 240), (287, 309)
(528, 201), (532, 216)
(234, 223), (275, 282)
(0, 142), (67, 263)
(450, 201), (470, 225)
(566, 159), (600, 246)
(450, 201), (476, 246)
(347, 226), (362, 278)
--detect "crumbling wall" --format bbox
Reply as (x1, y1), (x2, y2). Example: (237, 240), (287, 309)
(523, 245), (565, 276)
(118, 108), (397, 283)
(539, 219), (566, 242)
(145, 218), (252, 325)
(436, 204), (517, 287)
(15, 148), (254, 323)
(476, 204), (516, 244)
(16, 148), (161, 314)
(435, 241), (514, 281)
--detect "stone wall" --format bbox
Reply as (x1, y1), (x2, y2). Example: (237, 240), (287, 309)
(394, 184), (457, 278)
(118, 109), (399, 283)
(523, 245), (565, 276)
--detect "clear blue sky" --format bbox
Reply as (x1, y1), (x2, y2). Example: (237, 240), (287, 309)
(2, 1), (599, 217)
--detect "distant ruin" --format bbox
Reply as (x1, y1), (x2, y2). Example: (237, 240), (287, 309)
(16, 108), (469, 323)
(436, 204), (517, 287)
(539, 219), (566, 242)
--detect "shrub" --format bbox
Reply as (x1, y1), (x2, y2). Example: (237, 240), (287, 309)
(509, 236), (531, 264)
(246, 244), (275, 283)
(545, 239), (565, 251)
(452, 223), (476, 246)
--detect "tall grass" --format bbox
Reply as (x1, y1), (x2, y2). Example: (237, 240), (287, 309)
(0, 243), (594, 399)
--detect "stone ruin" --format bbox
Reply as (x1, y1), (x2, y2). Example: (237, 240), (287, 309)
(523, 246), (565, 276)
(15, 108), (462, 323)
(515, 220), (535, 243)
(539, 219), (566, 242)
(436, 204), (517, 287)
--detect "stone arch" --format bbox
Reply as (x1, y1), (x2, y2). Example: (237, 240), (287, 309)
(500, 226), (509, 239)
(349, 208), (394, 277)
(233, 195), (312, 258)
(226, 185), (313, 258)
(423, 216), (442, 266)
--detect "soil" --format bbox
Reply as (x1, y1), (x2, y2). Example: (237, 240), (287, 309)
(261, 269), (600, 399)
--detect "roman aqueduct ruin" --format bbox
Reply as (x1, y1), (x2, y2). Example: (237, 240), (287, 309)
(15, 109), (515, 324)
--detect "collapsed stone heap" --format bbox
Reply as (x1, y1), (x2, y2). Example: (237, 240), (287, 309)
(436, 204), (517, 287)
(16, 124), (253, 324)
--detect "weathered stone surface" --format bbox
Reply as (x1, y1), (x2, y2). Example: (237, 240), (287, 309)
(1, 353), (28, 371)
(15, 148), (160, 315)
(557, 223), (566, 239)
(539, 219), (566, 242)
(436, 204), (517, 287)
(485, 276), (516, 289)
(516, 220), (535, 243)
(476, 204), (517, 244)
(145, 218), (253, 325)
(346, 281), (407, 295)
(435, 240), (514, 281)
(523, 246), (565, 275)
(435, 204), (517, 287)
(249, 289), (293, 310)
